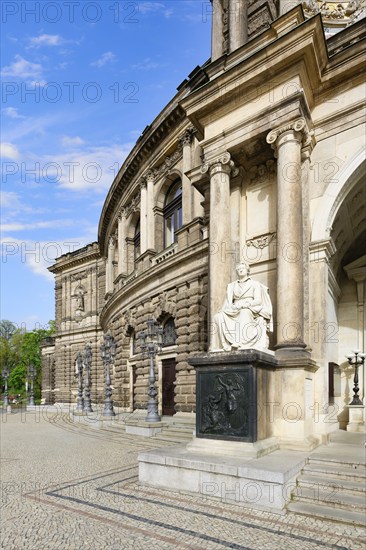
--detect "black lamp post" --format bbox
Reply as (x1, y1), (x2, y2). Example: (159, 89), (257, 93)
(139, 319), (163, 423)
(27, 363), (36, 407)
(2, 364), (10, 407)
(346, 350), (365, 406)
(100, 333), (116, 417)
(83, 343), (93, 413)
(76, 352), (84, 411)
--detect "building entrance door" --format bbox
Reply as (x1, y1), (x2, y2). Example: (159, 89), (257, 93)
(162, 358), (176, 416)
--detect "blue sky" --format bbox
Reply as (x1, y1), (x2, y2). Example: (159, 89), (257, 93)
(1, 1), (211, 331)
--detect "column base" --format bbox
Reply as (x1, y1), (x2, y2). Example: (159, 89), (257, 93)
(347, 405), (365, 433)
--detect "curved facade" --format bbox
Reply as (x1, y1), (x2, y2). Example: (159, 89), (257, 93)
(45, 1), (366, 443)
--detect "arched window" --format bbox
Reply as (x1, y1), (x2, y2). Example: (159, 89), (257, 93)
(162, 317), (177, 347)
(134, 218), (140, 261)
(131, 331), (138, 356)
(164, 180), (182, 247)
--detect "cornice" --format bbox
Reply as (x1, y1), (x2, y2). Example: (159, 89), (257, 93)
(48, 243), (101, 274)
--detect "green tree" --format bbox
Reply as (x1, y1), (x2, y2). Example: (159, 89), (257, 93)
(1, 321), (55, 401)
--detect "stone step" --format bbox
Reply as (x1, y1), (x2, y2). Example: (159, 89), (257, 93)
(293, 485), (366, 512)
(308, 455), (366, 470)
(297, 473), (366, 496)
(287, 501), (366, 527)
(303, 462), (366, 482)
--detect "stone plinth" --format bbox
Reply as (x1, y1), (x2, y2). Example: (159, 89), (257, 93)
(189, 349), (278, 443)
(125, 421), (167, 437)
(138, 445), (307, 513)
(347, 405), (365, 433)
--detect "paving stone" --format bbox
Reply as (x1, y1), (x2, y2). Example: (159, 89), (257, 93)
(1, 412), (365, 549)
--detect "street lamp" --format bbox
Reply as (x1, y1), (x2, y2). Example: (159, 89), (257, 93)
(27, 363), (36, 407)
(83, 343), (93, 413)
(100, 333), (116, 417)
(75, 352), (84, 411)
(1, 364), (10, 407)
(139, 319), (163, 423)
(346, 350), (365, 405)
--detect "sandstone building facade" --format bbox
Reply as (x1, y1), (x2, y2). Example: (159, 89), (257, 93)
(44, 0), (366, 446)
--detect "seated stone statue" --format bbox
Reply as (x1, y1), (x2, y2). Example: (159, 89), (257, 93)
(211, 262), (272, 351)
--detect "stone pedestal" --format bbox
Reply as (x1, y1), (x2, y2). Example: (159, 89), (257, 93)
(347, 405), (365, 433)
(138, 349), (309, 512)
(189, 349), (278, 443)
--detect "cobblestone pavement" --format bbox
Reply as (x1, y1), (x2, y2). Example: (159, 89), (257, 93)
(1, 409), (365, 550)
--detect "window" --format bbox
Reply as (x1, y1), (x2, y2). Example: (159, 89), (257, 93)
(134, 218), (140, 261)
(162, 317), (177, 347)
(164, 180), (182, 247)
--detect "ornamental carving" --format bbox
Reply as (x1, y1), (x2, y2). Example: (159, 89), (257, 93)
(248, 160), (276, 184)
(157, 291), (177, 318)
(124, 193), (141, 218)
(179, 126), (196, 147)
(302, 0), (363, 20)
(146, 142), (184, 184)
(246, 232), (277, 249)
(201, 152), (239, 177)
(266, 118), (315, 155)
(122, 309), (136, 333)
(70, 271), (87, 282)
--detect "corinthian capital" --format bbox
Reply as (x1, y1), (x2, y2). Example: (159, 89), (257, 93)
(179, 126), (196, 147)
(266, 118), (315, 156)
(139, 176), (147, 189)
(201, 152), (239, 177)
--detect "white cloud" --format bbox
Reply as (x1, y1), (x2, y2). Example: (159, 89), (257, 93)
(0, 191), (23, 210)
(1, 220), (72, 232)
(90, 51), (116, 68)
(0, 142), (20, 160)
(2, 107), (24, 119)
(1, 55), (43, 79)
(29, 34), (63, 47)
(138, 2), (173, 17)
(132, 57), (167, 71)
(41, 143), (132, 192)
(61, 136), (85, 147)
(0, 237), (88, 280)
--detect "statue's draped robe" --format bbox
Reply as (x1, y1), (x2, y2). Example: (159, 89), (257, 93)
(212, 278), (272, 351)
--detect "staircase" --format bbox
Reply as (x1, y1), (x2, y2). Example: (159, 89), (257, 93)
(288, 431), (366, 526)
(124, 411), (196, 443)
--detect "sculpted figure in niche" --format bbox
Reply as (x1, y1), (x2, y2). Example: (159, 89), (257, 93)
(75, 293), (84, 312)
(212, 262), (272, 352)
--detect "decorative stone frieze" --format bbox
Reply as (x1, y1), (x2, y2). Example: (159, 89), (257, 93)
(246, 232), (277, 249)
(302, 0), (363, 24)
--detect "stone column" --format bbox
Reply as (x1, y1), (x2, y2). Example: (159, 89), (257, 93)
(106, 237), (115, 294)
(180, 128), (194, 225)
(211, 0), (225, 61)
(66, 276), (71, 320)
(229, 0), (248, 52)
(118, 209), (127, 275)
(146, 171), (155, 250)
(140, 178), (147, 254)
(202, 152), (238, 347)
(267, 118), (314, 352)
